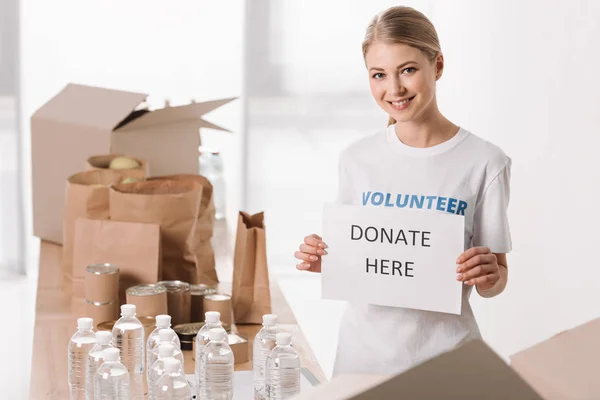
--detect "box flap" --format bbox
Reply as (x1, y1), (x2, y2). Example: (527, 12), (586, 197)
(291, 375), (388, 399)
(296, 340), (542, 400)
(115, 97), (236, 132)
(351, 340), (543, 399)
(510, 317), (600, 399)
(32, 83), (147, 131)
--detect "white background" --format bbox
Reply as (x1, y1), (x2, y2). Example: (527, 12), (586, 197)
(6, 0), (600, 395)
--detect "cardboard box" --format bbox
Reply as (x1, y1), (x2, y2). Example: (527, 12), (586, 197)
(292, 339), (543, 400)
(31, 83), (235, 244)
(510, 317), (600, 399)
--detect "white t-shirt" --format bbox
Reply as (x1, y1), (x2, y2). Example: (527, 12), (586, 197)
(331, 123), (512, 376)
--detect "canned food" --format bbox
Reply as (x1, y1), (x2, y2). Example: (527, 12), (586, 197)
(125, 284), (168, 318)
(190, 284), (217, 323)
(157, 281), (192, 326)
(85, 263), (119, 303)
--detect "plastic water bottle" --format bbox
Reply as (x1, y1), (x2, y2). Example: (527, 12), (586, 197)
(112, 304), (144, 399)
(195, 311), (224, 387)
(199, 148), (226, 220)
(253, 314), (281, 399)
(199, 328), (234, 400)
(149, 329), (184, 372)
(94, 347), (130, 399)
(265, 333), (300, 400)
(146, 315), (181, 374)
(86, 330), (115, 400)
(68, 317), (96, 400)
(155, 358), (191, 399)
(148, 343), (178, 400)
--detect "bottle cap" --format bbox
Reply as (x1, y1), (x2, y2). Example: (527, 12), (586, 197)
(96, 331), (112, 345)
(77, 317), (93, 330)
(156, 315), (171, 328)
(263, 314), (278, 326)
(209, 328), (226, 341)
(121, 304), (136, 317)
(276, 332), (292, 346)
(205, 311), (220, 324)
(164, 358), (180, 373)
(103, 348), (120, 361)
(158, 328), (174, 342)
(159, 343), (175, 358)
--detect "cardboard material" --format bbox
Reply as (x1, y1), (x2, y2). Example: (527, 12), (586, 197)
(148, 174), (218, 284)
(31, 82), (235, 244)
(510, 317), (600, 399)
(61, 169), (123, 295)
(293, 340), (543, 400)
(109, 177), (218, 285)
(71, 218), (162, 302)
(231, 211), (271, 324)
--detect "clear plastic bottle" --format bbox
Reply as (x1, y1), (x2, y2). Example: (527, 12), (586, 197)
(265, 333), (300, 400)
(253, 314), (281, 399)
(68, 317), (96, 400)
(94, 347), (130, 399)
(148, 343), (177, 400)
(195, 311), (224, 388)
(199, 148), (226, 220)
(146, 314), (181, 375)
(199, 328), (234, 400)
(155, 358), (191, 399)
(112, 304), (144, 399)
(149, 329), (184, 373)
(86, 330), (115, 400)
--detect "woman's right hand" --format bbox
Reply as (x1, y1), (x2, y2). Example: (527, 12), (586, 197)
(294, 234), (328, 273)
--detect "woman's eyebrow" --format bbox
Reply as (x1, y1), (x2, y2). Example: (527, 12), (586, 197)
(369, 61), (418, 72)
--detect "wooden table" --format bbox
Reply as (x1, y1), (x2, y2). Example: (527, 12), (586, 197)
(29, 240), (324, 399)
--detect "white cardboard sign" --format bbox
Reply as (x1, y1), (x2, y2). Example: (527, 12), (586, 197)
(321, 203), (465, 315)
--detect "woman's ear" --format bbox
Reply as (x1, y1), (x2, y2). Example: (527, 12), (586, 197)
(434, 53), (444, 80)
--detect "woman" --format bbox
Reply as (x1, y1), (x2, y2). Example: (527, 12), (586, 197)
(294, 6), (511, 376)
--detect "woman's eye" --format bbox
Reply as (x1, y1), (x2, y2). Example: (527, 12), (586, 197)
(372, 72), (385, 79)
(402, 67), (416, 74)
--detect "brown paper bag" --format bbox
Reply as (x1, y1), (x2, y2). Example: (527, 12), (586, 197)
(232, 211), (271, 324)
(109, 177), (218, 286)
(62, 169), (122, 295)
(86, 154), (148, 180)
(71, 218), (162, 303)
(149, 174), (217, 284)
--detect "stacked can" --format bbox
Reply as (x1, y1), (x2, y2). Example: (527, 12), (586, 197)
(84, 263), (120, 327)
(157, 280), (192, 326)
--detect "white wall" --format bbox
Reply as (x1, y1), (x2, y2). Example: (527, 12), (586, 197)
(432, 0), (600, 358)
(20, 0), (245, 277)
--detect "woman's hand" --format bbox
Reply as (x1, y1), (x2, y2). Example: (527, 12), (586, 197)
(294, 234), (328, 273)
(455, 246), (500, 291)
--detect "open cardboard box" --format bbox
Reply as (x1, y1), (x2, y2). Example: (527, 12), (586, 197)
(292, 339), (543, 400)
(510, 317), (600, 399)
(31, 83), (235, 244)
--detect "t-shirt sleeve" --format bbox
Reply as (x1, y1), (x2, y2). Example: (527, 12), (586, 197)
(335, 152), (354, 205)
(472, 158), (513, 253)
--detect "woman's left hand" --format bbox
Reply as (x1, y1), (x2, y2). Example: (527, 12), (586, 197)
(455, 246), (499, 291)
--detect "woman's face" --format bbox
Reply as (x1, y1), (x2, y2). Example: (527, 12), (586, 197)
(365, 41), (442, 123)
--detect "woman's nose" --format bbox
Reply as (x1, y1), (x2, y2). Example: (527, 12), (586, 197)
(389, 75), (405, 97)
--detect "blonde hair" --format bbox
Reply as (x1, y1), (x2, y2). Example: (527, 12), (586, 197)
(362, 6), (441, 126)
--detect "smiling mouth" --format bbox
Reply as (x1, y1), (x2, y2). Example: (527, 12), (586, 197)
(387, 95), (416, 107)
